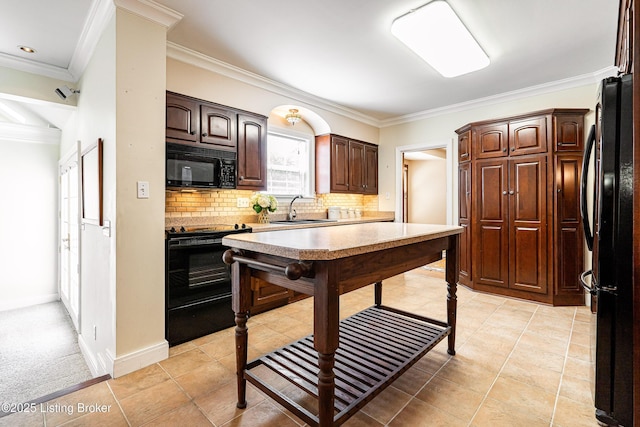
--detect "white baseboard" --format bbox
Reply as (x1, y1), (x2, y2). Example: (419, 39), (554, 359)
(0, 293), (59, 312)
(108, 340), (170, 378)
(78, 334), (106, 377)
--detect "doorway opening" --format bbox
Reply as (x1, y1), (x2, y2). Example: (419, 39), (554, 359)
(395, 140), (454, 225)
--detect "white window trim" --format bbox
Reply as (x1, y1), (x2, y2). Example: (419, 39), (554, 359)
(267, 126), (316, 199)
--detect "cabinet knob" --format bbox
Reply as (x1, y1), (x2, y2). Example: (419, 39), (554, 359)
(502, 191), (507, 195)
(239, 176), (244, 180)
(502, 148), (507, 153)
(511, 147), (515, 152)
(509, 190), (515, 195)
(202, 133), (208, 137)
(190, 131), (196, 135)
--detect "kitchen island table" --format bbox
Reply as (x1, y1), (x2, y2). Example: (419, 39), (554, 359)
(222, 222), (462, 427)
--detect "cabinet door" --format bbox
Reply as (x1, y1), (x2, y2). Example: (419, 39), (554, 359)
(237, 114), (267, 190)
(508, 155), (548, 294)
(474, 159), (509, 288)
(200, 104), (237, 149)
(250, 277), (292, 314)
(473, 123), (508, 159)
(458, 162), (472, 286)
(554, 155), (584, 299)
(509, 116), (548, 156)
(458, 130), (471, 162)
(330, 136), (350, 192)
(349, 141), (365, 192)
(166, 94), (198, 143)
(364, 144), (378, 194)
(554, 114), (584, 152)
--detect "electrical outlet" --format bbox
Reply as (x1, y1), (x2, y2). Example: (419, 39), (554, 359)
(93, 325), (97, 340)
(137, 181), (149, 199)
(317, 198), (323, 206)
(237, 197), (250, 208)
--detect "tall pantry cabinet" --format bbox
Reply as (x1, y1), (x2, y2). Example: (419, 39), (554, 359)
(456, 108), (588, 306)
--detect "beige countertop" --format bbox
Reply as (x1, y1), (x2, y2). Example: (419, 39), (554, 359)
(222, 222), (463, 260)
(246, 213), (394, 232)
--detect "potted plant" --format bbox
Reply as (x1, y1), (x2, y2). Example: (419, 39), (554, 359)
(250, 193), (278, 223)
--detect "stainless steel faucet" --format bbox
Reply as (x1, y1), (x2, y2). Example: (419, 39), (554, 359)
(288, 195), (303, 221)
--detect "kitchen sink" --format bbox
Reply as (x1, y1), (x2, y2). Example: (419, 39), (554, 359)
(270, 219), (338, 224)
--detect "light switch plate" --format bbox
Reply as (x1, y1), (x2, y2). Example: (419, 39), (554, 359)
(237, 197), (249, 208)
(137, 181), (149, 199)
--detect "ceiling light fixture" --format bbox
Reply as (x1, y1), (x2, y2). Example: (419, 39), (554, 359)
(18, 45), (36, 54)
(391, 0), (489, 78)
(285, 109), (301, 126)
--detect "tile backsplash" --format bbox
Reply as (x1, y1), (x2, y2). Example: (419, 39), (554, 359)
(165, 189), (380, 221)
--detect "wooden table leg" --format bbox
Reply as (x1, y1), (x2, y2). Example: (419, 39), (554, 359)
(234, 311), (248, 408)
(230, 255), (251, 409)
(314, 264), (339, 426)
(374, 281), (382, 306)
(446, 235), (459, 356)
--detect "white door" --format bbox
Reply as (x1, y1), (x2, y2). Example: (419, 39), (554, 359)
(59, 148), (81, 331)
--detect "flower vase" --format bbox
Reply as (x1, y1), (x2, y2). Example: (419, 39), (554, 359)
(258, 210), (270, 224)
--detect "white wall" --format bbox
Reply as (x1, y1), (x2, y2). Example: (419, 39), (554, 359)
(0, 139), (59, 310)
(406, 158), (446, 224)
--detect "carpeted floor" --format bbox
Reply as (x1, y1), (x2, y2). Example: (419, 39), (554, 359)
(0, 301), (93, 406)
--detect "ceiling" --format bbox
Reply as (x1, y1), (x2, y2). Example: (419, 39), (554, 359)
(0, 0), (620, 128)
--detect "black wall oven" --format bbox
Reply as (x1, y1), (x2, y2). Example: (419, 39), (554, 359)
(165, 224), (251, 346)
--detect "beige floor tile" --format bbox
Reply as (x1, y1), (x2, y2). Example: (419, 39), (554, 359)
(360, 386), (412, 425)
(415, 375), (485, 422)
(118, 379), (190, 426)
(552, 395), (600, 427)
(173, 360), (235, 399)
(159, 348), (213, 378)
(501, 357), (562, 393)
(563, 356), (594, 381)
(388, 397), (467, 427)
(108, 363), (171, 400)
(471, 396), (550, 427)
(43, 382), (118, 427)
(196, 382), (266, 426)
(19, 267), (598, 427)
(486, 375), (556, 421)
(220, 400), (300, 427)
(139, 402), (212, 427)
(341, 410), (384, 427)
(559, 375), (594, 407)
(391, 365), (433, 395)
(517, 330), (569, 356)
(199, 332), (238, 360)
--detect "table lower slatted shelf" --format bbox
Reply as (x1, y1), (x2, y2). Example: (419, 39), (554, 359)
(244, 305), (451, 426)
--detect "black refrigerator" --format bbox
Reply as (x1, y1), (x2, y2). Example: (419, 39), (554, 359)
(580, 74), (633, 426)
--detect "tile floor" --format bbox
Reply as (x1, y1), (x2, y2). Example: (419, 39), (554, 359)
(0, 267), (599, 426)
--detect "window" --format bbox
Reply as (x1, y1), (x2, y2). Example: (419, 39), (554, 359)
(267, 131), (313, 197)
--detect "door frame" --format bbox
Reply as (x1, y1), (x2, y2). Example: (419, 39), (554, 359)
(58, 141), (82, 331)
(395, 139), (455, 225)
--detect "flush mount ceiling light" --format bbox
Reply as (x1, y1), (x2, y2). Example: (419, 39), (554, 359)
(285, 109), (301, 126)
(391, 0), (489, 78)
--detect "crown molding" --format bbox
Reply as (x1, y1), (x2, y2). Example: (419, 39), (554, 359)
(166, 42), (381, 128)
(0, 52), (74, 82)
(68, 0), (115, 81)
(0, 122), (62, 145)
(114, 0), (183, 29)
(380, 66), (619, 128)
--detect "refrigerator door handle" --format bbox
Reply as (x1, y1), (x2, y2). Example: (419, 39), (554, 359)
(580, 124), (596, 251)
(579, 269), (597, 295)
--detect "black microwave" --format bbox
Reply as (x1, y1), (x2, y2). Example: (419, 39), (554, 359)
(166, 143), (236, 189)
